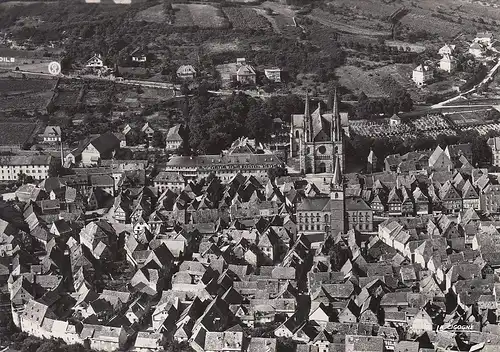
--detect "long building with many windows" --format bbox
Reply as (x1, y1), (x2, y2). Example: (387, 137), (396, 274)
(0, 155), (53, 181)
(164, 138), (284, 183)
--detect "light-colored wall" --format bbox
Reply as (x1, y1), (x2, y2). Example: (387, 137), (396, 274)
(0, 164), (50, 181)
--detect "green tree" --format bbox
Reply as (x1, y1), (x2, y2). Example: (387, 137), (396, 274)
(152, 131), (166, 148)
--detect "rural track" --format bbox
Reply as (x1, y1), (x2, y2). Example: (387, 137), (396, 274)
(306, 14), (391, 37)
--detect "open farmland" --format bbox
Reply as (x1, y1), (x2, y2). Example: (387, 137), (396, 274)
(172, 4), (228, 28)
(222, 7), (271, 30)
(0, 78), (53, 94)
(0, 91), (52, 113)
(336, 64), (413, 98)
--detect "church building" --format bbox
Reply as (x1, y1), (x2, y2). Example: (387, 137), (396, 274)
(290, 91), (348, 174)
(295, 155), (346, 234)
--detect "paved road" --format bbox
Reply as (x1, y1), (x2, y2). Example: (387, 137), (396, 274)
(14, 70), (180, 90)
(431, 59), (500, 109)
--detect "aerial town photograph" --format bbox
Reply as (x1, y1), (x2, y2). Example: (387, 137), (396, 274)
(4, 0), (500, 351)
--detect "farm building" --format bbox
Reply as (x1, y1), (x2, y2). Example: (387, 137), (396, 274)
(439, 54), (456, 73)
(176, 65), (196, 80)
(412, 65), (433, 87)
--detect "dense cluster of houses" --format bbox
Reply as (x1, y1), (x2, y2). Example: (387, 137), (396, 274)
(4, 131), (500, 352)
(7, 94), (500, 352)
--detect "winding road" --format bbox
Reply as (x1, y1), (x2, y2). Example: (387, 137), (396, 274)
(431, 58), (500, 109)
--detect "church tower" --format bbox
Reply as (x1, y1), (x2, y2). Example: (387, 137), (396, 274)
(332, 89), (345, 172)
(330, 155), (346, 234)
(299, 93), (310, 174)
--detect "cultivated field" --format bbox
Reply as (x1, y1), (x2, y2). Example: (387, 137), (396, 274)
(0, 78), (53, 94)
(222, 7), (271, 30)
(336, 64), (413, 98)
(0, 122), (37, 146)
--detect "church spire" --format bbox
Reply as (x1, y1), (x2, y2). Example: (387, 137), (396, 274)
(304, 92), (310, 117)
(304, 92), (310, 142)
(334, 89), (342, 141)
(331, 155), (342, 190)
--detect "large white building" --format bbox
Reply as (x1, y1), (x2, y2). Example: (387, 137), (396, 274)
(0, 155), (52, 181)
(439, 54), (456, 73)
(412, 64), (433, 87)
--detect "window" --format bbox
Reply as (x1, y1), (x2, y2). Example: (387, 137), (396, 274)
(318, 146), (326, 154)
(295, 130), (300, 139)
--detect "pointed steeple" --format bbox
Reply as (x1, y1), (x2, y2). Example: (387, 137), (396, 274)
(331, 155), (342, 190)
(333, 87), (339, 118)
(304, 92), (310, 117)
(334, 89), (342, 141)
(304, 92), (310, 142)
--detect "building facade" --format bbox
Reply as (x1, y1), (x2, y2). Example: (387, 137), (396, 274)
(0, 155), (52, 181)
(290, 92), (347, 174)
(164, 138), (283, 184)
(412, 65), (433, 87)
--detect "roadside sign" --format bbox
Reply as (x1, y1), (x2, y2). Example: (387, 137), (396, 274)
(48, 61), (61, 75)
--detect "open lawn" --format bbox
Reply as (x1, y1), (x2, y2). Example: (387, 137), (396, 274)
(336, 64), (413, 98)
